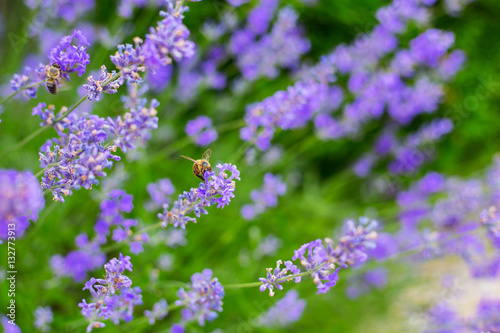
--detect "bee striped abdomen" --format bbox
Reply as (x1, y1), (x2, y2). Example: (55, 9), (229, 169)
(46, 79), (58, 95)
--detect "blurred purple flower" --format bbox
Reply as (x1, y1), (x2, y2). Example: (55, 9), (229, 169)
(0, 170), (45, 239)
(241, 173), (286, 221)
(175, 269), (224, 326)
(259, 290), (306, 327)
(34, 306), (53, 332)
(185, 116), (218, 147)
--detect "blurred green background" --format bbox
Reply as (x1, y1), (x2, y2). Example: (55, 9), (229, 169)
(1, 0), (500, 332)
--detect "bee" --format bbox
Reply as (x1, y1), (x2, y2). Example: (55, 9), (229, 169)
(45, 63), (62, 95)
(181, 148), (212, 182)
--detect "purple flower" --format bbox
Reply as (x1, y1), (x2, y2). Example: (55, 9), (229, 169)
(424, 303), (467, 333)
(254, 234), (283, 260)
(0, 170), (45, 239)
(185, 116), (218, 147)
(259, 260), (301, 297)
(1, 317), (21, 333)
(144, 299), (169, 325)
(34, 306), (53, 332)
(146, 178), (176, 211)
(259, 290), (306, 327)
(159, 163), (241, 229)
(105, 98), (159, 153)
(471, 298), (500, 332)
(175, 269), (224, 326)
(49, 30), (91, 80)
(234, 6), (310, 80)
(260, 217), (378, 296)
(79, 254), (140, 332)
(480, 206), (500, 249)
(32, 102), (56, 126)
(84, 65), (120, 101)
(9, 63), (46, 99)
(241, 173), (286, 220)
(346, 268), (388, 299)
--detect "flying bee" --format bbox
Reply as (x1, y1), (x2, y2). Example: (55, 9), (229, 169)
(45, 63), (62, 95)
(181, 148), (212, 182)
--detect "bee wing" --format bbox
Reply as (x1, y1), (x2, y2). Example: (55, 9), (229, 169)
(181, 155), (197, 163)
(202, 148), (212, 161)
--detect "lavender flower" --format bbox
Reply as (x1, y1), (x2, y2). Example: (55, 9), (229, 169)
(233, 6), (310, 80)
(105, 98), (159, 152)
(0, 170), (45, 239)
(185, 116), (218, 147)
(79, 253), (140, 332)
(110, 4), (196, 85)
(260, 217), (378, 295)
(1, 316), (21, 333)
(39, 98), (158, 201)
(84, 65), (120, 101)
(51, 190), (145, 281)
(144, 299), (169, 325)
(146, 178), (176, 211)
(175, 269), (224, 326)
(159, 163), (241, 229)
(258, 290), (306, 328)
(346, 268), (388, 299)
(49, 29), (91, 80)
(50, 233), (106, 281)
(34, 306), (53, 332)
(254, 234), (283, 260)
(241, 173), (286, 220)
(32, 102), (56, 126)
(9, 63), (46, 99)
(479, 206), (500, 249)
(472, 298), (500, 332)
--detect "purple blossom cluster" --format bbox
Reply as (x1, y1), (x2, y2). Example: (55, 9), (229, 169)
(230, 5), (310, 80)
(51, 190), (147, 281)
(425, 298), (500, 332)
(354, 118), (454, 177)
(38, 98), (158, 202)
(146, 178), (176, 211)
(345, 268), (388, 299)
(174, 45), (227, 101)
(185, 116), (218, 147)
(259, 217), (378, 296)
(159, 163), (240, 229)
(9, 63), (46, 99)
(0, 170), (45, 239)
(144, 298), (169, 325)
(241, 0), (466, 155)
(33, 306), (53, 332)
(241, 173), (286, 220)
(84, 65), (120, 101)
(24, 0), (95, 25)
(9, 29), (91, 99)
(110, 3), (196, 87)
(49, 29), (91, 79)
(79, 253), (143, 332)
(258, 290), (306, 327)
(175, 269), (224, 327)
(394, 154), (500, 277)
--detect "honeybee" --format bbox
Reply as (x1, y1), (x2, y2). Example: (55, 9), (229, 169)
(181, 148), (212, 182)
(45, 63), (62, 95)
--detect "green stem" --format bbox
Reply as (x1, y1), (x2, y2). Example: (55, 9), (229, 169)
(0, 81), (43, 106)
(1, 71), (123, 158)
(224, 263), (326, 290)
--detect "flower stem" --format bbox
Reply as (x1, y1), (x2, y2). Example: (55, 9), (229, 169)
(0, 81), (43, 106)
(1, 71), (123, 158)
